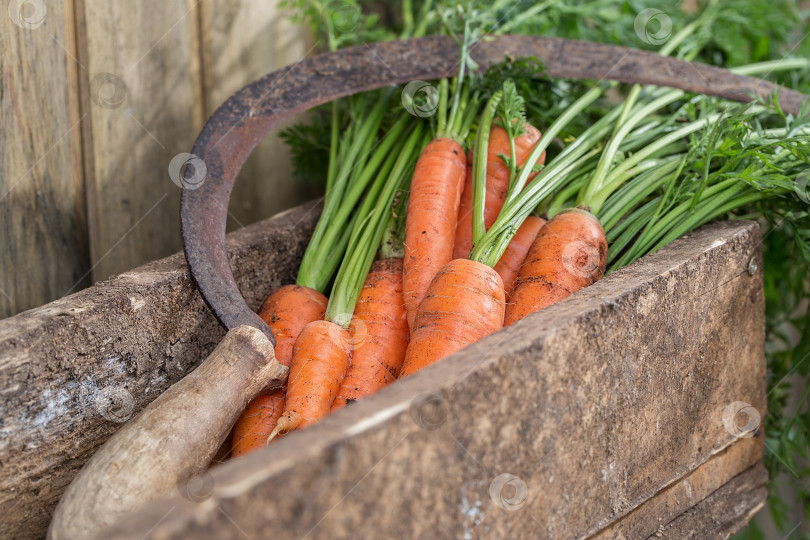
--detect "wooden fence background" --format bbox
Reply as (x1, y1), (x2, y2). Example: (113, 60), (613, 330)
(1, 0), (314, 319)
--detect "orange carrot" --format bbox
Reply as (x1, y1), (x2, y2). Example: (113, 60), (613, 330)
(268, 320), (352, 439)
(504, 208), (607, 325)
(402, 138), (467, 331)
(452, 124), (544, 259)
(257, 284), (328, 368)
(230, 392), (285, 457)
(332, 258), (409, 410)
(230, 285), (326, 457)
(494, 215), (546, 298)
(399, 259), (505, 377)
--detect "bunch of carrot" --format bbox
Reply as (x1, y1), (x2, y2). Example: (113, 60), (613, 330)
(226, 1), (810, 458)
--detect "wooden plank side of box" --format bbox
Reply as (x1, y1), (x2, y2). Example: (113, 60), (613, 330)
(102, 220), (766, 540)
(650, 463), (768, 539)
(0, 202), (320, 540)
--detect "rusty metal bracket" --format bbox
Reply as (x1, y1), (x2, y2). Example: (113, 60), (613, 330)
(180, 35), (807, 344)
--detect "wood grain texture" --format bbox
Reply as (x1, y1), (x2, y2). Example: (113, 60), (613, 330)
(0, 200), (320, 540)
(48, 325), (287, 540)
(199, 0), (315, 229)
(79, 0), (203, 282)
(0, 0), (90, 318)
(100, 220), (767, 540)
(648, 464), (768, 539)
(0, 0), (313, 318)
(592, 435), (764, 539)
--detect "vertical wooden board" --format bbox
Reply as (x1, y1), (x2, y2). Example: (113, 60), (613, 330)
(200, 0), (315, 228)
(0, 0), (90, 318)
(80, 0), (203, 281)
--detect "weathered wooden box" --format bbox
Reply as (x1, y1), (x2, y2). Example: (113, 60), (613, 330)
(0, 202), (766, 539)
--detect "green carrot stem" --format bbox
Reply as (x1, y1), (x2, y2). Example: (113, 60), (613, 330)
(297, 90), (394, 292)
(472, 145), (602, 267)
(472, 92), (503, 245)
(493, 95), (622, 228)
(580, 88), (686, 205)
(578, 0), (721, 207)
(495, 0), (560, 34)
(402, 0), (414, 36)
(599, 155), (683, 230)
(585, 112), (720, 215)
(379, 209), (406, 260)
(629, 156), (688, 251)
(611, 178), (744, 267)
(446, 1), (473, 139)
(546, 175), (590, 218)
(325, 124), (425, 325)
(411, 0), (435, 38)
(606, 198), (661, 261)
(438, 78), (449, 137)
(452, 84), (473, 138)
(729, 58), (810, 76)
(325, 102), (340, 193)
(459, 90), (482, 140)
(499, 85), (606, 211)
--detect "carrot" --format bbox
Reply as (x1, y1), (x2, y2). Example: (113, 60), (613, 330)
(453, 124), (544, 259)
(494, 215), (546, 298)
(230, 392), (286, 458)
(402, 137), (467, 330)
(257, 284), (328, 367)
(332, 258), (409, 410)
(269, 320), (352, 439)
(399, 84), (541, 376)
(269, 124), (425, 440)
(504, 208), (607, 325)
(398, 259), (505, 377)
(229, 285), (326, 457)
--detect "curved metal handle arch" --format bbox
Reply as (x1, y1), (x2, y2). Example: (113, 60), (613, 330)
(181, 35), (807, 344)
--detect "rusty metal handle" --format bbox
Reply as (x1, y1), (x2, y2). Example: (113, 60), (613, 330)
(180, 35), (807, 343)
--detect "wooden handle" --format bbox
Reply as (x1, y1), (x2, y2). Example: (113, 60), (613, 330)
(47, 325), (287, 540)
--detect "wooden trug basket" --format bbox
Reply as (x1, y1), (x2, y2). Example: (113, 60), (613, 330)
(2, 35), (796, 539)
